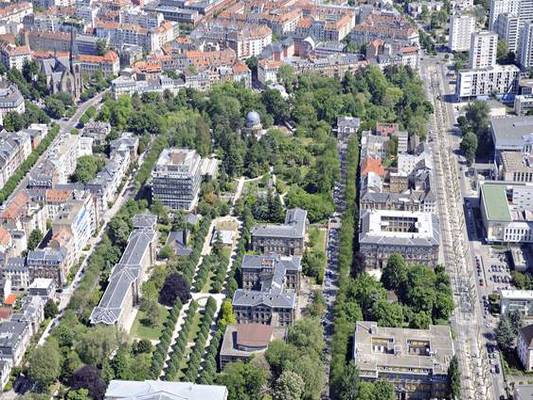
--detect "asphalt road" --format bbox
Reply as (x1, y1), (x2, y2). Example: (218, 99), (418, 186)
(5, 90), (108, 205)
(421, 54), (502, 400)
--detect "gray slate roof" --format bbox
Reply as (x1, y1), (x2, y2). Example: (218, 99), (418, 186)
(90, 214), (156, 325)
(252, 208), (307, 239)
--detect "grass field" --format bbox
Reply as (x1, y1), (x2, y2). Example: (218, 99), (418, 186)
(131, 307), (169, 341)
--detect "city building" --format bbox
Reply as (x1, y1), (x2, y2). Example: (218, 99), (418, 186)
(104, 380), (228, 400)
(77, 51), (120, 77)
(82, 121), (111, 146)
(150, 148), (217, 210)
(219, 323), (275, 368)
(469, 31), (497, 69)
(455, 64), (520, 99)
(520, 20), (533, 69)
(0, 131), (32, 189)
(491, 115), (533, 155)
(500, 289), (533, 317)
(90, 213), (157, 330)
(0, 320), (31, 366)
(26, 247), (68, 286)
(28, 278), (56, 298)
(479, 182), (533, 243)
(241, 254), (301, 292)
(0, 43), (31, 71)
(500, 151), (533, 182)
(251, 208), (308, 256)
(518, 324), (533, 370)
(337, 116), (360, 140)
(353, 321), (454, 400)
(0, 83), (25, 126)
(514, 93), (533, 115)
(359, 209), (440, 270)
(448, 14), (476, 52)
(514, 384), (533, 400)
(351, 11), (418, 46)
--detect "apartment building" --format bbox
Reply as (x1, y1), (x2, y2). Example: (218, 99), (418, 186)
(353, 321), (454, 400)
(150, 148), (205, 211)
(0, 2), (33, 25)
(455, 64), (519, 99)
(52, 191), (97, 258)
(480, 182), (533, 243)
(26, 247), (68, 286)
(90, 213), (157, 330)
(77, 51), (120, 77)
(251, 208), (308, 256)
(0, 43), (31, 71)
(448, 14), (476, 52)
(0, 83), (25, 126)
(359, 209), (440, 269)
(0, 130), (31, 189)
(469, 31), (497, 69)
(519, 21), (533, 69)
(351, 12), (419, 46)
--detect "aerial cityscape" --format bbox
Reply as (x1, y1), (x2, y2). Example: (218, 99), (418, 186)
(0, 0), (530, 399)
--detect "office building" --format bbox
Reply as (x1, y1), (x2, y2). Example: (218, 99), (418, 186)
(501, 289), (533, 317)
(469, 31), (497, 69)
(448, 14), (476, 52)
(251, 208), (308, 256)
(455, 64), (519, 99)
(500, 151), (533, 182)
(353, 321), (454, 400)
(480, 182), (533, 243)
(105, 380), (228, 400)
(359, 209), (440, 270)
(150, 148), (206, 211)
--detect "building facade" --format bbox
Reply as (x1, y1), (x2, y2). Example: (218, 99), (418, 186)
(448, 14), (476, 52)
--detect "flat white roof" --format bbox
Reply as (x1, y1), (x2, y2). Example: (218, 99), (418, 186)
(366, 209), (436, 239)
(501, 289), (533, 300)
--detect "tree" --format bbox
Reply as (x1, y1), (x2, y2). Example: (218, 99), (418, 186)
(336, 361), (359, 400)
(371, 300), (404, 328)
(96, 39), (108, 56)
(448, 355), (461, 400)
(217, 361), (268, 400)
(460, 131), (478, 166)
(495, 315), (517, 353)
(44, 96), (66, 119)
(381, 253), (407, 291)
(27, 337), (62, 389)
(133, 339), (152, 354)
(272, 370), (305, 400)
(159, 272), (191, 307)
(44, 298), (59, 319)
(67, 389), (91, 400)
(76, 325), (122, 366)
(287, 317), (324, 355)
(28, 228), (43, 250)
(73, 155), (105, 183)
(220, 300), (237, 327)
(70, 365), (107, 400)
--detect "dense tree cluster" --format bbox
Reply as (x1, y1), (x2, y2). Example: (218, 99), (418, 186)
(72, 155), (106, 183)
(457, 101), (490, 164)
(159, 273), (191, 307)
(218, 317), (325, 400)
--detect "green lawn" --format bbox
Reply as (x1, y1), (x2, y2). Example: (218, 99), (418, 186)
(131, 307), (169, 341)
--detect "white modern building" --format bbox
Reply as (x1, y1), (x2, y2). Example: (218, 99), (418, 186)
(455, 64), (519, 99)
(448, 14), (476, 52)
(520, 21), (533, 69)
(480, 182), (533, 243)
(501, 289), (533, 317)
(469, 31), (498, 69)
(105, 380), (228, 400)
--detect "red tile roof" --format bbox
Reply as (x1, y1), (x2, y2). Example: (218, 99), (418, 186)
(361, 157), (385, 177)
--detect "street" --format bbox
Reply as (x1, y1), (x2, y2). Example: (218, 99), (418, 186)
(421, 54), (504, 400)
